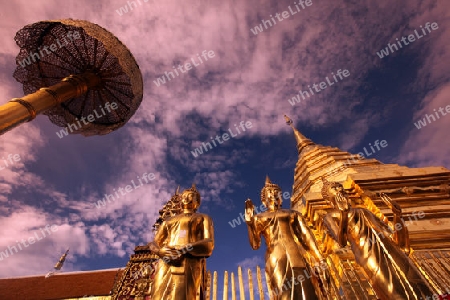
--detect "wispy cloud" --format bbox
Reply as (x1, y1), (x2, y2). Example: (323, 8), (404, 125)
(0, 0), (448, 281)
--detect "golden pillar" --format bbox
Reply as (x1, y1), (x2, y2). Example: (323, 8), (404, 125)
(256, 266), (264, 300)
(223, 271), (229, 300)
(247, 269), (254, 300)
(231, 272), (236, 300)
(205, 271), (212, 300)
(213, 271), (218, 300)
(238, 266), (245, 300)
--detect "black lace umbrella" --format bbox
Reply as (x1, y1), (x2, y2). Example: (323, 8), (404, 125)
(0, 19), (143, 136)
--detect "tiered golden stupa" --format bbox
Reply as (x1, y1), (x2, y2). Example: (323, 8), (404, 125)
(285, 115), (450, 299)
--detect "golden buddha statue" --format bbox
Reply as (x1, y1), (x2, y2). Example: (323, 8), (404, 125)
(244, 176), (325, 299)
(321, 178), (433, 300)
(148, 184), (214, 300)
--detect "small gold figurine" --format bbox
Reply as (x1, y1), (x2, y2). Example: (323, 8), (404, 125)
(321, 178), (433, 299)
(149, 184), (214, 300)
(245, 176), (325, 299)
(131, 263), (154, 299)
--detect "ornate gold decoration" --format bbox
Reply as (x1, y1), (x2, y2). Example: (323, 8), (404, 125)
(152, 186), (182, 234)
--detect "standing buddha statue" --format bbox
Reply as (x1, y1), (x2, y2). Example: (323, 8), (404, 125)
(149, 184), (214, 300)
(245, 176), (326, 299)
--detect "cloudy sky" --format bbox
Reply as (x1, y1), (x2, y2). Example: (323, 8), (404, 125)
(0, 0), (449, 297)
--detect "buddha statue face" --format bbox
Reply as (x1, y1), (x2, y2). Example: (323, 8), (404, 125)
(181, 189), (201, 211)
(321, 180), (349, 211)
(328, 182), (344, 196)
(262, 186), (282, 211)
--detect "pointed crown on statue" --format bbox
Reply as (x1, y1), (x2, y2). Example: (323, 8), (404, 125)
(260, 175), (281, 204)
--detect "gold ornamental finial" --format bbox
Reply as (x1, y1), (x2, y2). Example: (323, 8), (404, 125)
(283, 115), (315, 154)
(54, 248), (70, 270)
(189, 183), (199, 195)
(263, 175), (280, 190)
(284, 115), (293, 125)
(45, 248), (70, 278)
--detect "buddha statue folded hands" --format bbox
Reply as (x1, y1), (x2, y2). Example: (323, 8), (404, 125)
(149, 184), (214, 300)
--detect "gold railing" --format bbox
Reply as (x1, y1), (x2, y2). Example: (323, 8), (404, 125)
(206, 266), (268, 300)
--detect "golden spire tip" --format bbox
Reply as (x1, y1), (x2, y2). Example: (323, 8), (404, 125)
(284, 115), (293, 125)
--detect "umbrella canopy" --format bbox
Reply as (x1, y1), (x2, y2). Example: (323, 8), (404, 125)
(13, 19), (143, 136)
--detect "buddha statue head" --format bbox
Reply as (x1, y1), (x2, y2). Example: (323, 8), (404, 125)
(261, 176), (282, 211)
(321, 177), (349, 211)
(181, 183), (201, 211)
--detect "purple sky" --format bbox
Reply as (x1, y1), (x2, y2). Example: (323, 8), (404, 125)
(0, 0), (449, 297)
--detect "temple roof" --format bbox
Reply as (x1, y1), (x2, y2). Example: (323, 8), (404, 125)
(0, 268), (121, 300)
